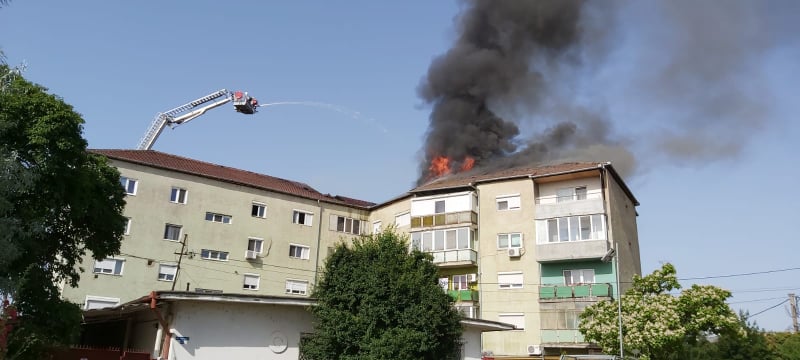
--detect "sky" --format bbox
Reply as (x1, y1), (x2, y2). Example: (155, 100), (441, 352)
(2, 1), (799, 331)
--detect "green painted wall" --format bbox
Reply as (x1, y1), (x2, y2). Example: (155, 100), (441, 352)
(540, 260), (617, 296)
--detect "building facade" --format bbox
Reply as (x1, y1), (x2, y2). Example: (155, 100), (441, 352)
(64, 150), (641, 359)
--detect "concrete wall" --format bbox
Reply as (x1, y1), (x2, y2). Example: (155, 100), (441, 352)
(62, 159), (369, 305)
(604, 170), (641, 292)
(167, 301), (313, 360)
(368, 197), (412, 237)
(476, 178), (540, 356)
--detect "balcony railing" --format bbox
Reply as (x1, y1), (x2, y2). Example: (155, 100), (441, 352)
(539, 283), (612, 299)
(429, 249), (478, 267)
(541, 329), (586, 344)
(448, 289), (479, 302)
(410, 211), (477, 229)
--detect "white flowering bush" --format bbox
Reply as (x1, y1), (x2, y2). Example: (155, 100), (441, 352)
(579, 263), (742, 360)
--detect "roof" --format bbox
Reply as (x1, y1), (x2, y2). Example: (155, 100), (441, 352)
(90, 149), (375, 208)
(408, 161), (639, 206)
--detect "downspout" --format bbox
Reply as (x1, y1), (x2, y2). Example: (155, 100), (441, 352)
(149, 291), (172, 359)
(313, 199), (324, 285)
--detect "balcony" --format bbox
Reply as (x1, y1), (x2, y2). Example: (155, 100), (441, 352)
(539, 283), (612, 300)
(536, 239), (610, 263)
(429, 249), (478, 268)
(541, 329), (586, 344)
(411, 211), (477, 229)
(535, 197), (603, 220)
(448, 289), (479, 302)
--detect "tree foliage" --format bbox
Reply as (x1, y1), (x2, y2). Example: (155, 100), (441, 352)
(0, 66), (127, 359)
(579, 263), (742, 360)
(302, 228), (463, 360)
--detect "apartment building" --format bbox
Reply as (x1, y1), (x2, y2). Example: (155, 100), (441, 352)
(65, 150), (640, 359)
(61, 150), (374, 308)
(369, 162), (640, 359)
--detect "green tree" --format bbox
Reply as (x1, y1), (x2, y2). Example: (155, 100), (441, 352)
(579, 263), (742, 360)
(0, 66), (127, 359)
(302, 228), (463, 360)
(766, 332), (800, 360)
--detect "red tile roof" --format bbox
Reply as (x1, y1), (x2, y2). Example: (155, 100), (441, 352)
(90, 149), (376, 208)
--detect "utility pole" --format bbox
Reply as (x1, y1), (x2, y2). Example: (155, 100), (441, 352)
(172, 234), (189, 291)
(790, 293), (799, 334)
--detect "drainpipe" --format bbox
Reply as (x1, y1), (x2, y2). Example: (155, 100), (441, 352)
(313, 199), (324, 285)
(149, 291), (172, 359)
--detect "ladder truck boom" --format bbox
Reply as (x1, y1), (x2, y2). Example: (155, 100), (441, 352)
(136, 89), (259, 150)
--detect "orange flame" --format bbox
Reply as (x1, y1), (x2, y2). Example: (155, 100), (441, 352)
(429, 156), (451, 177)
(461, 156), (475, 171)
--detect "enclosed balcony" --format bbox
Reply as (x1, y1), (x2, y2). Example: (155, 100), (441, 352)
(538, 283), (612, 300)
(429, 249), (478, 268)
(410, 210), (477, 229)
(536, 239), (610, 263)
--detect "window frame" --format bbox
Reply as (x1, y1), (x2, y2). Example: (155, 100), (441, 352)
(205, 212), (232, 224)
(498, 313), (525, 330)
(163, 223), (182, 241)
(394, 212), (411, 227)
(292, 210), (313, 226)
(497, 232), (523, 249)
(411, 227), (474, 252)
(329, 215), (364, 235)
(537, 214), (606, 244)
(289, 244), (311, 260)
(157, 264), (178, 282)
(243, 274), (260, 290)
(251, 202), (267, 218)
(563, 269), (596, 285)
(497, 271), (524, 289)
(93, 258), (124, 276)
(285, 279), (309, 295)
(247, 237), (264, 254)
(84, 295), (121, 310)
(496, 194), (521, 211)
(170, 187), (188, 204)
(124, 217), (131, 235)
(120, 177), (138, 195)
(200, 249), (229, 261)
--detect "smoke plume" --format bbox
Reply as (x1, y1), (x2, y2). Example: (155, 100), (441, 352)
(416, 0), (796, 184)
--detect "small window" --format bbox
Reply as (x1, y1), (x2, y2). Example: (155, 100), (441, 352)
(243, 274), (260, 290)
(496, 195), (521, 211)
(372, 221), (382, 234)
(170, 187), (187, 204)
(557, 186), (588, 203)
(120, 177), (137, 195)
(200, 249), (229, 261)
(248, 238), (264, 253)
(251, 202), (267, 218)
(289, 244), (310, 260)
(452, 274), (470, 291)
(330, 215), (363, 235)
(93, 258), (124, 275)
(564, 269), (595, 285)
(497, 233), (522, 249)
(164, 224), (182, 241)
(205, 212), (232, 224)
(158, 264), (177, 282)
(395, 213), (411, 227)
(286, 279), (308, 295)
(498, 313), (525, 330)
(498, 272), (523, 289)
(85, 296), (120, 310)
(293, 210), (313, 226)
(124, 218), (131, 235)
(434, 200), (446, 214)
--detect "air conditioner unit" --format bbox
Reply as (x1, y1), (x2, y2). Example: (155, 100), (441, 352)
(508, 248), (522, 257)
(467, 273), (478, 283)
(527, 344), (542, 355)
(245, 250), (258, 260)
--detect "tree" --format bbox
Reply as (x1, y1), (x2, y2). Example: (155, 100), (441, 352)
(766, 332), (800, 360)
(579, 263), (742, 360)
(301, 228), (463, 360)
(0, 66), (127, 359)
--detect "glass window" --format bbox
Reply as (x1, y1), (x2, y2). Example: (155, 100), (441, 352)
(205, 212), (232, 224)
(434, 230), (445, 250)
(575, 186), (588, 200)
(286, 280), (308, 295)
(293, 211), (313, 226)
(93, 258), (124, 275)
(243, 274), (259, 290)
(200, 249), (229, 261)
(251, 203), (267, 218)
(591, 214), (605, 239)
(569, 216), (580, 241)
(452, 275), (469, 291)
(434, 200), (445, 214)
(498, 272), (523, 289)
(498, 234), (509, 249)
(510, 233), (522, 248)
(289, 244), (310, 259)
(558, 218), (569, 241)
(579, 216), (591, 240)
(248, 238), (263, 253)
(164, 224), (181, 241)
(548, 219), (558, 243)
(158, 264), (177, 281)
(170, 187), (187, 204)
(457, 228), (469, 249)
(120, 177), (137, 195)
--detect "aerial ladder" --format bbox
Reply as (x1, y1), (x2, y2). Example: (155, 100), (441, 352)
(136, 89), (259, 150)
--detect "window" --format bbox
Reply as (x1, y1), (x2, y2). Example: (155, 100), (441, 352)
(541, 309), (584, 330)
(205, 212), (232, 224)
(289, 244), (310, 260)
(434, 200), (446, 214)
(498, 313), (525, 330)
(496, 195), (521, 211)
(557, 186), (588, 203)
(372, 221), (382, 234)
(395, 212), (410, 227)
(120, 177), (137, 195)
(497, 233), (522, 249)
(200, 249), (229, 261)
(93, 258), (124, 275)
(293, 210), (313, 226)
(498, 271), (523, 289)
(170, 187), (187, 204)
(248, 238), (263, 254)
(329, 215), (363, 235)
(84, 296), (120, 310)
(251, 202), (267, 218)
(243, 274), (260, 290)
(163, 224), (182, 241)
(124, 217), (131, 235)
(158, 264), (177, 282)
(564, 269), (595, 285)
(452, 274), (469, 291)
(411, 227), (473, 252)
(537, 214), (606, 243)
(286, 280), (308, 295)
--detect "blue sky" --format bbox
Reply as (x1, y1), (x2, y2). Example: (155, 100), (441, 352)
(2, 1), (798, 331)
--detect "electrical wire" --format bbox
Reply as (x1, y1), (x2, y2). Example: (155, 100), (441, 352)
(747, 299), (788, 318)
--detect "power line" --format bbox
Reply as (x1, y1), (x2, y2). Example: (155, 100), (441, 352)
(747, 300), (788, 318)
(680, 266), (800, 281)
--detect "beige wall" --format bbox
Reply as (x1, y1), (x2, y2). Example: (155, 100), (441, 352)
(368, 198), (412, 238)
(477, 178), (541, 356)
(61, 159), (369, 305)
(605, 170), (641, 292)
